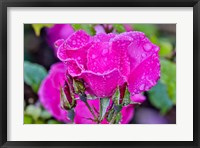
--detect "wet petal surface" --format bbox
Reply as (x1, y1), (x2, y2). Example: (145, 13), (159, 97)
(126, 31), (159, 71)
(131, 94), (146, 103)
(87, 42), (118, 73)
(81, 69), (125, 98)
(111, 34), (133, 78)
(128, 53), (160, 95)
(93, 33), (116, 42)
(64, 30), (91, 50)
(38, 63), (70, 123)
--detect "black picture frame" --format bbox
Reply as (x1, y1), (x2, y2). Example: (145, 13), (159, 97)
(0, 0), (199, 147)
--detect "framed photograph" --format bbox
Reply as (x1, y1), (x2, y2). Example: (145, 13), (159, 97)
(0, 0), (199, 147)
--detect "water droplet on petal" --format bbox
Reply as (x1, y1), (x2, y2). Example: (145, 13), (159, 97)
(92, 54), (96, 59)
(145, 86), (149, 90)
(141, 75), (145, 79)
(107, 75), (111, 78)
(102, 48), (108, 55)
(77, 57), (81, 60)
(139, 84), (145, 91)
(72, 40), (76, 45)
(141, 53), (146, 58)
(149, 80), (154, 85)
(143, 43), (152, 52)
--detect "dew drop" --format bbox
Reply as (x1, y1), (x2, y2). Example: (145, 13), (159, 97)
(139, 84), (145, 91)
(92, 54), (96, 59)
(145, 85), (149, 90)
(141, 75), (145, 79)
(102, 48), (108, 55)
(107, 75), (111, 78)
(141, 53), (146, 58)
(143, 43), (152, 52)
(77, 57), (81, 60)
(72, 40), (76, 45)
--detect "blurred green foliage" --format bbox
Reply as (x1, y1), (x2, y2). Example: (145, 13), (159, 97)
(72, 24), (96, 35)
(32, 24), (53, 36)
(24, 103), (63, 124)
(133, 24), (158, 37)
(113, 24), (126, 33)
(24, 61), (47, 93)
(133, 24), (174, 58)
(160, 59), (176, 104)
(148, 81), (173, 115)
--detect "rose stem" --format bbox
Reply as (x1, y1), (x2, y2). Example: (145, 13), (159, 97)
(84, 101), (98, 122)
(109, 111), (118, 124)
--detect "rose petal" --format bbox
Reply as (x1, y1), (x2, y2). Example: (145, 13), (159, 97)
(46, 24), (74, 53)
(38, 63), (70, 123)
(64, 30), (91, 50)
(54, 39), (65, 48)
(57, 43), (91, 70)
(126, 31), (159, 70)
(87, 42), (118, 73)
(94, 25), (106, 34)
(57, 43), (68, 61)
(111, 34), (133, 78)
(131, 94), (146, 103)
(93, 33), (116, 42)
(74, 100), (99, 124)
(64, 59), (83, 77)
(81, 69), (125, 98)
(128, 53), (160, 95)
(120, 105), (134, 124)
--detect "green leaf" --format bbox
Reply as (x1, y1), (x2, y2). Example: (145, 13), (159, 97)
(114, 104), (123, 113)
(160, 59), (176, 104)
(60, 85), (71, 110)
(32, 24), (53, 36)
(115, 112), (122, 124)
(47, 119), (62, 124)
(133, 24), (158, 38)
(73, 79), (85, 94)
(112, 87), (120, 105)
(148, 81), (173, 115)
(24, 61), (47, 93)
(35, 119), (45, 124)
(40, 110), (52, 120)
(25, 105), (42, 121)
(24, 115), (33, 124)
(107, 109), (115, 122)
(72, 24), (95, 35)
(159, 39), (173, 57)
(113, 24), (126, 33)
(99, 98), (110, 121)
(122, 88), (130, 106)
(72, 24), (82, 30)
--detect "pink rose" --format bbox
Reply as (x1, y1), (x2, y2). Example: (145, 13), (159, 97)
(39, 63), (144, 124)
(46, 24), (74, 54)
(38, 63), (69, 122)
(56, 30), (160, 98)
